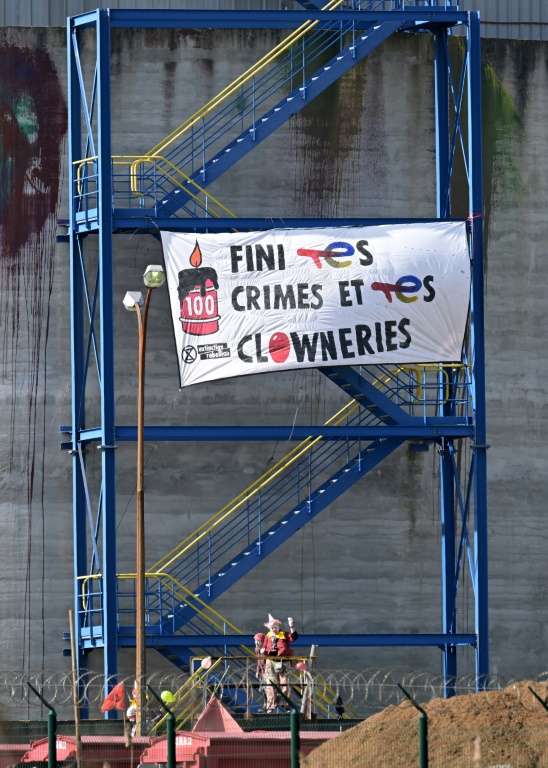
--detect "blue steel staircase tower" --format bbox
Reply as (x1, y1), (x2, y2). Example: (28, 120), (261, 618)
(63, 2), (488, 709)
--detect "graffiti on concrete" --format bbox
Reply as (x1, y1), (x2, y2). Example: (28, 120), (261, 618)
(0, 42), (67, 671)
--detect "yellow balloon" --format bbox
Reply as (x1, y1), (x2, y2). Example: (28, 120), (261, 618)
(161, 690), (175, 704)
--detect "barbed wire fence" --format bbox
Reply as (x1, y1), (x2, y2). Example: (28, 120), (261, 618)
(2, 669), (548, 722)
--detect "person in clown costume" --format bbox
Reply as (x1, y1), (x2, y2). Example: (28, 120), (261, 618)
(126, 698), (137, 737)
(258, 614), (298, 713)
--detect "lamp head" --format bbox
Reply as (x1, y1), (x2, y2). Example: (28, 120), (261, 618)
(123, 291), (144, 311)
(143, 264), (166, 289)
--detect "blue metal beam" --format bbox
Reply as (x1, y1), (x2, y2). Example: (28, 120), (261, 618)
(60, 423), (473, 447)
(70, 9), (468, 30)
(110, 217), (466, 234)
(70, 216), (468, 235)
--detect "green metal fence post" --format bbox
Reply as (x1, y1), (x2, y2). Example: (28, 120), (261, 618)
(273, 683), (300, 768)
(27, 682), (57, 768)
(398, 683), (428, 768)
(148, 684), (175, 768)
(528, 686), (548, 713)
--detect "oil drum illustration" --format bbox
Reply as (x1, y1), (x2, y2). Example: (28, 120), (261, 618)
(180, 282), (220, 335)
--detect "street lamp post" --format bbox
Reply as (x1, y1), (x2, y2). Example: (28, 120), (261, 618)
(123, 265), (166, 736)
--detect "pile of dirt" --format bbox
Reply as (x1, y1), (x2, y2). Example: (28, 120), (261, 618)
(302, 680), (548, 768)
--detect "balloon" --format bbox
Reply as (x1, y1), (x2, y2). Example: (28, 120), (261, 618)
(295, 661), (308, 672)
(201, 657), (212, 669)
(161, 690), (175, 704)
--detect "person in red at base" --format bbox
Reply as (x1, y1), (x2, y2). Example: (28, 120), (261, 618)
(259, 614), (298, 713)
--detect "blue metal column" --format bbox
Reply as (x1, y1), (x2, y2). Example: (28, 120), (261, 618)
(467, 11), (489, 689)
(440, 442), (457, 695)
(96, 9), (119, 694)
(435, 24), (457, 695)
(68, 18), (88, 713)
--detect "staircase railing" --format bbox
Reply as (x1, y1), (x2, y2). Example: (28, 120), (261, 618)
(79, 571), (244, 639)
(303, 1), (459, 9)
(72, 155), (240, 222)
(127, 0), (389, 207)
(147, 364), (470, 605)
(71, 1), (461, 219)
(149, 656), (226, 732)
(149, 653), (360, 730)
(149, 400), (377, 599)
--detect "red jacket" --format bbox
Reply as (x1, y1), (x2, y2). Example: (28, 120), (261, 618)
(262, 629), (298, 657)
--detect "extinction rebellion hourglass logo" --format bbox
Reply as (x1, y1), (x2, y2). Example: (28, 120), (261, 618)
(177, 240), (220, 336)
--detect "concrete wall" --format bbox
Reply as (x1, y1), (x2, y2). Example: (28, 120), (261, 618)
(0, 24), (546, 685)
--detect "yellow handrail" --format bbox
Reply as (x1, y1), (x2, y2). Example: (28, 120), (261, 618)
(150, 656), (225, 732)
(79, 571), (243, 637)
(72, 155), (239, 223)
(143, 0), (346, 161)
(397, 363), (470, 405)
(118, 155), (233, 216)
(73, 156), (97, 196)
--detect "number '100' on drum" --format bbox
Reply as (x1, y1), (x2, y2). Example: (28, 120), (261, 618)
(180, 284), (220, 335)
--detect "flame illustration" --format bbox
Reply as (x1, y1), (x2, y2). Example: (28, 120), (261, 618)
(190, 240), (203, 268)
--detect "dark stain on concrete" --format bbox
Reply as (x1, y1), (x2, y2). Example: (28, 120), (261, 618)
(291, 35), (374, 218)
(163, 60), (178, 123)
(448, 38), (524, 281)
(0, 39), (67, 672)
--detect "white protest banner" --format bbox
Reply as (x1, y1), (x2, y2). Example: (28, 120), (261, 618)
(161, 222), (470, 388)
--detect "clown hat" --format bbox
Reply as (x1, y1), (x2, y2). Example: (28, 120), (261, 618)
(265, 613), (282, 631)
